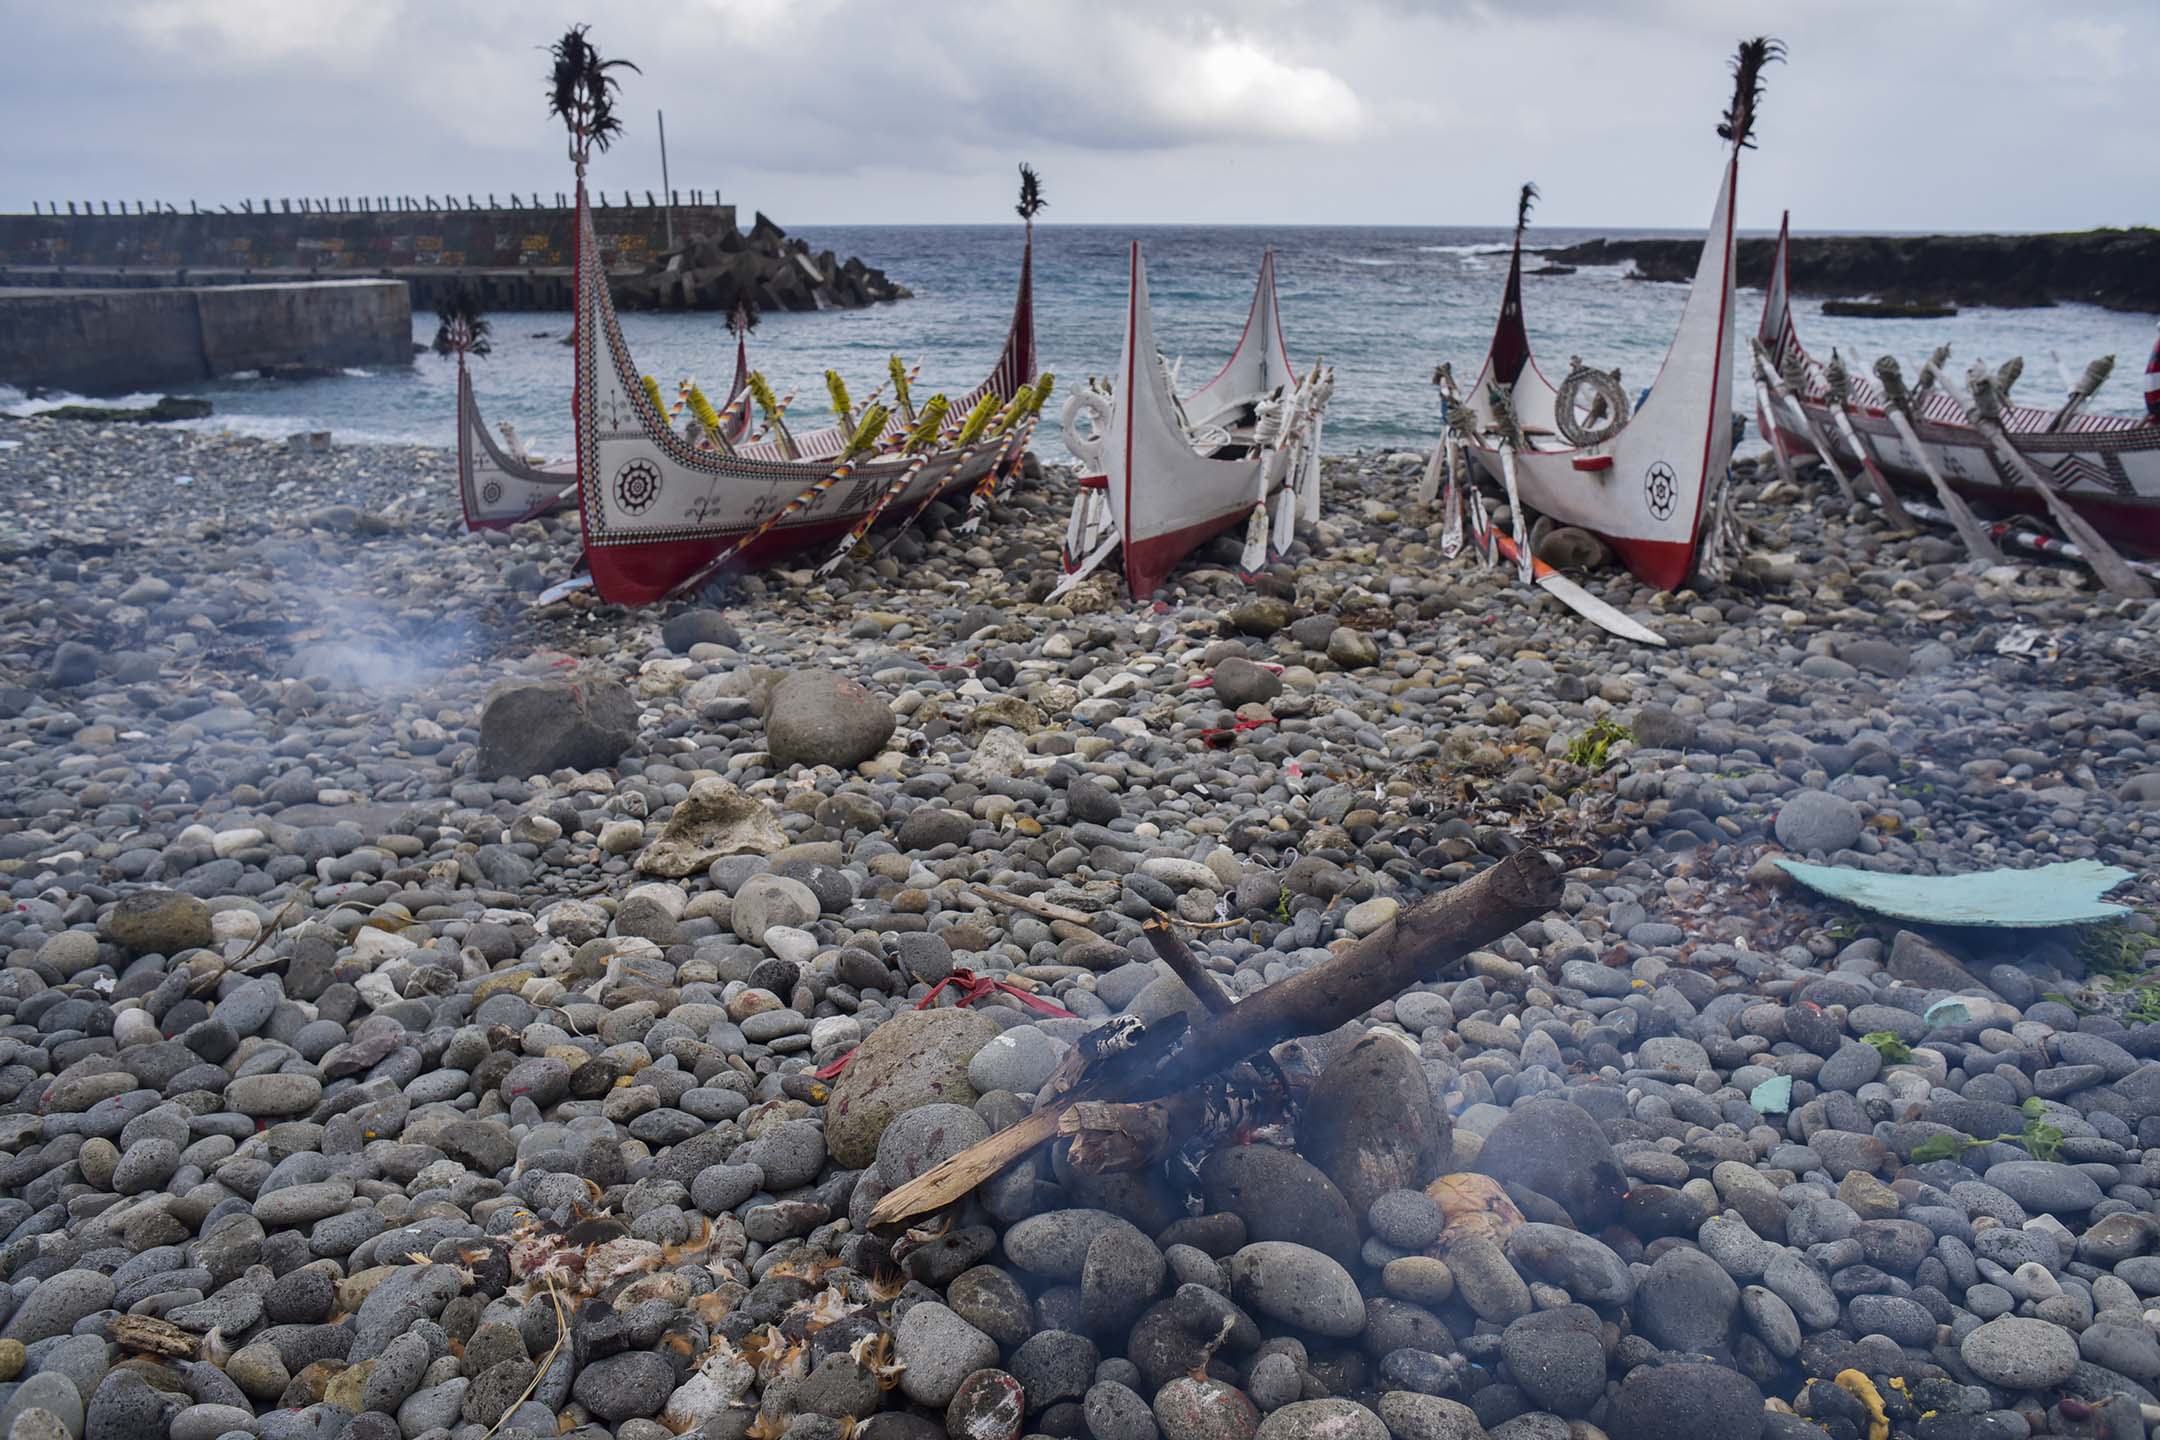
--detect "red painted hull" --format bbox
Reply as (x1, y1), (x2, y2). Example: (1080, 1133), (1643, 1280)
(1761, 412), (2160, 559)
(1124, 508), (1254, 600)
(585, 476), (977, 605)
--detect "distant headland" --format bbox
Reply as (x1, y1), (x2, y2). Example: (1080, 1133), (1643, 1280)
(1537, 227), (2159, 312)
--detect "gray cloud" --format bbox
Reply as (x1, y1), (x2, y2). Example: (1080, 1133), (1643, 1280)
(5, 0), (2155, 230)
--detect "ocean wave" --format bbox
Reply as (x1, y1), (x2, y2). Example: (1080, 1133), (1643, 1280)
(1418, 244), (1511, 256)
(164, 412), (430, 448)
(0, 386), (169, 417)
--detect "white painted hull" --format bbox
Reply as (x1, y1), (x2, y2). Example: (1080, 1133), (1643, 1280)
(569, 189), (1038, 604)
(1062, 245), (1327, 597)
(457, 364), (576, 530)
(1449, 154), (1741, 591)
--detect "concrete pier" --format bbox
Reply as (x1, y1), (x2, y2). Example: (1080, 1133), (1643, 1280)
(0, 198), (905, 313)
(0, 279), (410, 394)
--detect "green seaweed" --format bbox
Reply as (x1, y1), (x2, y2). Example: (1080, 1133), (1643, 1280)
(2079, 922), (2157, 981)
(1860, 1030), (1912, 1064)
(1563, 717), (1632, 772)
(1910, 1103), (2062, 1164)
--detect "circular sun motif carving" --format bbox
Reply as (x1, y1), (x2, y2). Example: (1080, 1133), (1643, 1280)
(1643, 461), (1677, 520)
(615, 459), (662, 515)
(480, 479), (503, 505)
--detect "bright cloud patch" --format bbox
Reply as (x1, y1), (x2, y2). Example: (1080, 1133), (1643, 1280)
(125, 0), (397, 66)
(1152, 34), (1368, 143)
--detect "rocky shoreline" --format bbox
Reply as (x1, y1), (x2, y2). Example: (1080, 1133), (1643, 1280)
(1, 415), (2158, 1440)
(1536, 230), (2160, 313)
(606, 212), (908, 315)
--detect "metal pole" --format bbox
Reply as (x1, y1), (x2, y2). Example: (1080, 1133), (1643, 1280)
(657, 109), (674, 250)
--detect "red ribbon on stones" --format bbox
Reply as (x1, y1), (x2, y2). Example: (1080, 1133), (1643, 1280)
(813, 967), (1077, 1080)
(1198, 716), (1277, 748)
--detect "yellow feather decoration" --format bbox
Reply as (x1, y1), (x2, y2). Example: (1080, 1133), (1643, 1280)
(955, 392), (1000, 447)
(825, 369), (853, 419)
(887, 355), (913, 415)
(988, 392), (1027, 437)
(686, 384), (723, 439)
(905, 394), (951, 451)
(639, 374), (667, 419)
(845, 403), (891, 459)
(1028, 372), (1057, 414)
(746, 371), (781, 424)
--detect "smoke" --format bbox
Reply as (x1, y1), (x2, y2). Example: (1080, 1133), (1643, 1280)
(275, 566), (489, 697)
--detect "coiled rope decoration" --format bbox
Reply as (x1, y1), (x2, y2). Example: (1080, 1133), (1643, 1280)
(1554, 355), (1629, 447)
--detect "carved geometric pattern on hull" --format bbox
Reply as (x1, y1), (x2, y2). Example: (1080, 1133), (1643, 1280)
(1643, 462), (1677, 520)
(614, 459), (663, 515)
(2044, 452), (2125, 496)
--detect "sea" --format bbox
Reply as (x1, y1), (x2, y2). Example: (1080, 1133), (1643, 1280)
(7, 224), (2154, 467)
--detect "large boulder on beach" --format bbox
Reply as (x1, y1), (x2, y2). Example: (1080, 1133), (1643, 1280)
(1227, 1242), (1366, 1338)
(1296, 1032), (1447, 1217)
(1605, 1363), (1764, 1440)
(475, 676), (639, 779)
(824, 1008), (999, 1168)
(661, 610), (741, 654)
(1536, 526), (1610, 572)
(1475, 1095), (1626, 1229)
(1773, 788), (1863, 854)
(763, 669), (895, 770)
(1200, 1145), (1361, 1267)
(101, 889), (212, 955)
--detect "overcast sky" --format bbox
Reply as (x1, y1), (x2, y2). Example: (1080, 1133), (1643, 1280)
(11, 0), (2155, 232)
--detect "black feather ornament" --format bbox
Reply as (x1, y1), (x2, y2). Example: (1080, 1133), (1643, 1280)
(1717, 37), (1784, 149)
(431, 286), (491, 360)
(547, 25), (640, 157)
(1016, 163), (1046, 224)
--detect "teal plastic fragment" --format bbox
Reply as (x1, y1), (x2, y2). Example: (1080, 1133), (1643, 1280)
(1751, 1074), (1793, 1114)
(1924, 999), (1971, 1027)
(1773, 858), (2134, 929)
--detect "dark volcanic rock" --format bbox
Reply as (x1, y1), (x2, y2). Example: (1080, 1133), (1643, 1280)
(1539, 228), (2160, 312)
(1605, 1363), (1765, 1440)
(1474, 1095), (1626, 1229)
(1200, 1145), (1361, 1268)
(1295, 1032), (1447, 1219)
(476, 676), (639, 779)
(763, 669), (896, 771)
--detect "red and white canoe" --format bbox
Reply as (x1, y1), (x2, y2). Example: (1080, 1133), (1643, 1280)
(568, 182), (1041, 605)
(458, 276), (755, 536)
(1057, 244), (1331, 598)
(1756, 214), (2160, 557)
(1442, 47), (1763, 592)
(457, 364), (578, 531)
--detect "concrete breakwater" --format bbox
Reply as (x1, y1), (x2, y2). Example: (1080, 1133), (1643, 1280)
(1538, 228), (2160, 312)
(0, 280), (410, 394)
(0, 198), (906, 314)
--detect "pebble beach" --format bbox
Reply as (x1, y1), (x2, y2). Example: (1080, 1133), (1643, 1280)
(3, 413), (2160, 1440)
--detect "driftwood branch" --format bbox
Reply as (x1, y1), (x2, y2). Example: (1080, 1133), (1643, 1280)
(868, 849), (1561, 1229)
(1142, 921), (1236, 1015)
(972, 883), (1097, 927)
